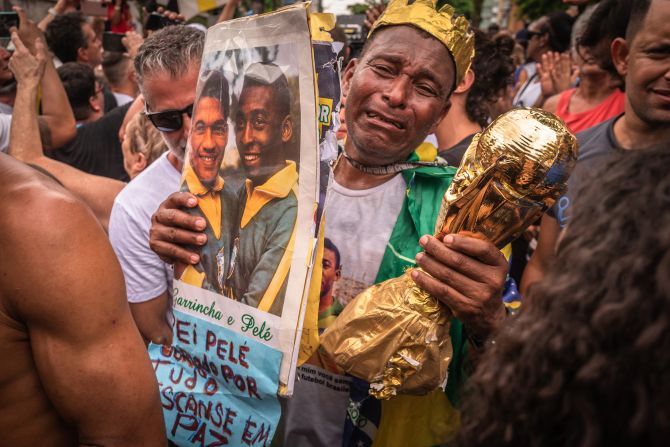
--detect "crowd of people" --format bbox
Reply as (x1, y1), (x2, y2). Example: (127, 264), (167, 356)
(0, 0), (668, 445)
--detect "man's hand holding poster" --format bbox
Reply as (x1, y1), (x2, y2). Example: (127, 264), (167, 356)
(149, 4), (319, 445)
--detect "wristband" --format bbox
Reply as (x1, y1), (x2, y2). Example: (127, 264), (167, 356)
(47, 7), (59, 17)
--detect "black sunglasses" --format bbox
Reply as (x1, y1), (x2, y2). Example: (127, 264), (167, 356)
(144, 103), (194, 132)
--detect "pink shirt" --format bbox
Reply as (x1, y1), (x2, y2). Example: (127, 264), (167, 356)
(556, 88), (625, 134)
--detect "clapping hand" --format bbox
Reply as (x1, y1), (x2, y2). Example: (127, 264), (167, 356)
(537, 51), (573, 101)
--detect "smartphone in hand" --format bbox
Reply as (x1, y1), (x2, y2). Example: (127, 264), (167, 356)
(102, 31), (126, 53)
(0, 12), (19, 39)
(80, 0), (109, 17)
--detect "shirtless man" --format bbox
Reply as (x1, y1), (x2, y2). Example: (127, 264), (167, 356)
(0, 31), (165, 446)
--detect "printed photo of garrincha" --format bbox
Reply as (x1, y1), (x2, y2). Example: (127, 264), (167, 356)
(178, 50), (301, 318)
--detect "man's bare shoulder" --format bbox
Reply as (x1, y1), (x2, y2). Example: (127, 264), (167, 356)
(0, 155), (166, 446)
(0, 153), (100, 240)
(0, 154), (110, 314)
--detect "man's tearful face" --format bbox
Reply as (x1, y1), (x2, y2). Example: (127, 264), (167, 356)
(342, 25), (455, 165)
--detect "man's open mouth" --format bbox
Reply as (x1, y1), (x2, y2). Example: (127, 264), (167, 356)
(366, 111), (404, 129)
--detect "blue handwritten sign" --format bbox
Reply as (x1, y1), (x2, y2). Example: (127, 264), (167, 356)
(150, 309), (282, 446)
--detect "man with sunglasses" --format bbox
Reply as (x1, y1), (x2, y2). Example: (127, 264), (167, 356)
(109, 25), (204, 346)
(513, 12), (573, 107)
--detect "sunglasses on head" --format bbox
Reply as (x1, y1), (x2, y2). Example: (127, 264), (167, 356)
(144, 103), (194, 132)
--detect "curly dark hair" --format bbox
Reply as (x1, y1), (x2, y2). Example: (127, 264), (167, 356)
(57, 62), (96, 121)
(465, 30), (515, 127)
(457, 144), (670, 447)
(45, 13), (87, 64)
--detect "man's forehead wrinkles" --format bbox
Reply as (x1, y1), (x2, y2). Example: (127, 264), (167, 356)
(370, 52), (405, 64)
(369, 53), (449, 86)
(636, 37), (670, 50)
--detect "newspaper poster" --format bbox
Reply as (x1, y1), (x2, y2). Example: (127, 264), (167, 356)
(311, 13), (342, 220)
(295, 12), (344, 367)
(149, 4), (318, 446)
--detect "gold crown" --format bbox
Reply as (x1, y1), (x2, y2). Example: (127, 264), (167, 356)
(368, 0), (475, 85)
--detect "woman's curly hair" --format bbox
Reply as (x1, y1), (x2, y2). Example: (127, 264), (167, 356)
(466, 30), (515, 127)
(457, 144), (670, 447)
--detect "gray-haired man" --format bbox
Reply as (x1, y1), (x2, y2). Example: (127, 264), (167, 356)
(109, 25), (204, 345)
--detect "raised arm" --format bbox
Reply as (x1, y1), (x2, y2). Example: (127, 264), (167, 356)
(38, 51), (77, 149)
(17, 6), (76, 150)
(217, 0), (241, 23)
(7, 31), (44, 157)
(8, 30), (123, 232)
(37, 0), (68, 32)
(110, 0), (124, 28)
(520, 213), (561, 297)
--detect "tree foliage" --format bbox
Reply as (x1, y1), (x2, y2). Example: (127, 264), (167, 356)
(438, 0), (475, 19)
(514, 0), (566, 20)
(345, 0), (484, 25)
(348, 0), (379, 15)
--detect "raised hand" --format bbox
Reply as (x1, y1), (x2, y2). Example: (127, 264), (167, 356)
(14, 6), (45, 56)
(8, 31), (46, 87)
(537, 51), (573, 105)
(122, 30), (144, 59)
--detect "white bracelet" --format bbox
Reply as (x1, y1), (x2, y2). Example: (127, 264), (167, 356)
(47, 7), (59, 17)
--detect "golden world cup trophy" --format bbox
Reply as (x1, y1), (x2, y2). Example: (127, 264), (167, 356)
(321, 108), (578, 399)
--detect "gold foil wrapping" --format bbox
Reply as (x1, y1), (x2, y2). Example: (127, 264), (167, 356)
(436, 108), (578, 247)
(321, 271), (452, 399)
(321, 108), (577, 399)
(369, 0), (474, 85)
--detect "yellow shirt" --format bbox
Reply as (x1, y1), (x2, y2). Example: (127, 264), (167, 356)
(241, 160), (298, 228)
(179, 160), (226, 288)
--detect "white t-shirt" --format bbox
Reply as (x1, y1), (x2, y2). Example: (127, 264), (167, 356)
(0, 114), (11, 153)
(109, 152), (181, 303)
(113, 92), (134, 107)
(0, 102), (12, 114)
(280, 173), (407, 447)
(324, 174), (408, 304)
